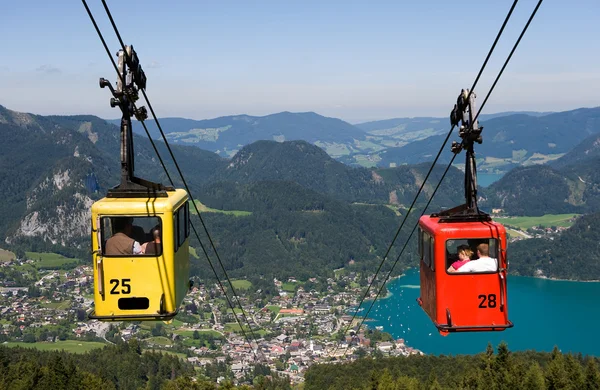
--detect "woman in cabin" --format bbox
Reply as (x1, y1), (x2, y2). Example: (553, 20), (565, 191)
(447, 245), (473, 273)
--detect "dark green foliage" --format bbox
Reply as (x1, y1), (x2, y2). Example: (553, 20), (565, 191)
(584, 359), (600, 390)
(190, 180), (428, 281)
(304, 343), (600, 390)
(481, 166), (577, 216)
(508, 212), (600, 280)
(0, 340), (196, 389)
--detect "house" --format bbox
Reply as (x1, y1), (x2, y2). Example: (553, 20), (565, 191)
(279, 308), (304, 315)
(378, 342), (394, 352)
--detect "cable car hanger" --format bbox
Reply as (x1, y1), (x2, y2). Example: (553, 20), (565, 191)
(99, 45), (173, 198)
(432, 89), (490, 223)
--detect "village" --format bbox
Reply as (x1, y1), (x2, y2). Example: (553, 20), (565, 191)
(0, 256), (422, 385)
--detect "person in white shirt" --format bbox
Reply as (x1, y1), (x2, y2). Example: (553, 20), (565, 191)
(457, 243), (497, 273)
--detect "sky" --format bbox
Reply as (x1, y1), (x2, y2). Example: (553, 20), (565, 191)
(0, 0), (598, 123)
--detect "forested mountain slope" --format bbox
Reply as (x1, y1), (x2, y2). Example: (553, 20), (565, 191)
(550, 132), (600, 169)
(480, 156), (600, 216)
(508, 212), (600, 280)
(211, 140), (464, 205)
(0, 105), (225, 257)
(192, 181), (412, 281)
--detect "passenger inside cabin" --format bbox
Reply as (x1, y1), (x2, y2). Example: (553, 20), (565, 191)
(457, 243), (497, 273)
(142, 227), (162, 255)
(105, 217), (143, 255)
(447, 245), (473, 273)
(130, 224), (147, 244)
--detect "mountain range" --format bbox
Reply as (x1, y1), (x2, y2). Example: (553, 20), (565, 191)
(4, 103), (600, 280)
(113, 107), (600, 174)
(0, 105), (465, 280)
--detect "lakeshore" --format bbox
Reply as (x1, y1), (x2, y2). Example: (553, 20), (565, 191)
(364, 268), (600, 356)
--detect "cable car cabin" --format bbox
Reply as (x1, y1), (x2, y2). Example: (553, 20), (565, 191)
(417, 215), (513, 335)
(90, 189), (190, 321)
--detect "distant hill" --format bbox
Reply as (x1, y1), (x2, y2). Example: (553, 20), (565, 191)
(354, 111), (552, 132)
(111, 111), (366, 157)
(378, 107), (600, 171)
(480, 154), (600, 216)
(550, 132), (600, 169)
(210, 139), (464, 207)
(108, 109), (584, 170)
(509, 212), (600, 280)
(354, 117), (447, 134)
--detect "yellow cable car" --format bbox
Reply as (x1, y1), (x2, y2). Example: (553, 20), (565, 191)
(89, 46), (191, 321)
(89, 190), (190, 321)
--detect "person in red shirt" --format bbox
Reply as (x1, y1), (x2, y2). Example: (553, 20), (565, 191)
(447, 245), (474, 273)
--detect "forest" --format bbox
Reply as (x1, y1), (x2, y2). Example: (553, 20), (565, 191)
(3, 341), (599, 389)
(0, 341), (290, 390)
(305, 343), (600, 390)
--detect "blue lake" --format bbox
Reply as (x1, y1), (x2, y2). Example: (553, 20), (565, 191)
(363, 268), (600, 356)
(478, 173), (504, 187)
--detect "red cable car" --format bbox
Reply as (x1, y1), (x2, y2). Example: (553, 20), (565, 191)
(417, 89), (513, 335)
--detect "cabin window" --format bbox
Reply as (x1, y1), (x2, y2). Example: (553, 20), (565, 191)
(101, 216), (162, 256)
(420, 230), (434, 271)
(445, 238), (499, 274)
(178, 206), (187, 247)
(174, 211), (180, 253)
(174, 204), (190, 252)
(185, 202), (190, 238)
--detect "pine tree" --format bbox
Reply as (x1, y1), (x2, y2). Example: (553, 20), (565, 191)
(459, 369), (485, 390)
(494, 342), (514, 390)
(564, 353), (584, 389)
(377, 368), (396, 390)
(428, 378), (443, 390)
(584, 359), (600, 390)
(522, 362), (545, 390)
(395, 375), (420, 390)
(546, 346), (569, 390)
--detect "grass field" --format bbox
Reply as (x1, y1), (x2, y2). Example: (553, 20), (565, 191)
(191, 200), (251, 217)
(0, 248), (16, 262)
(524, 152), (565, 165)
(497, 214), (579, 230)
(146, 336), (172, 346)
(506, 228), (530, 239)
(26, 252), (78, 269)
(224, 322), (251, 333)
(177, 329), (222, 337)
(281, 282), (299, 292)
(41, 300), (71, 310)
(230, 279), (252, 290)
(266, 305), (281, 315)
(139, 319), (183, 331)
(4, 340), (105, 353)
(314, 141), (352, 157)
(352, 154), (382, 168)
